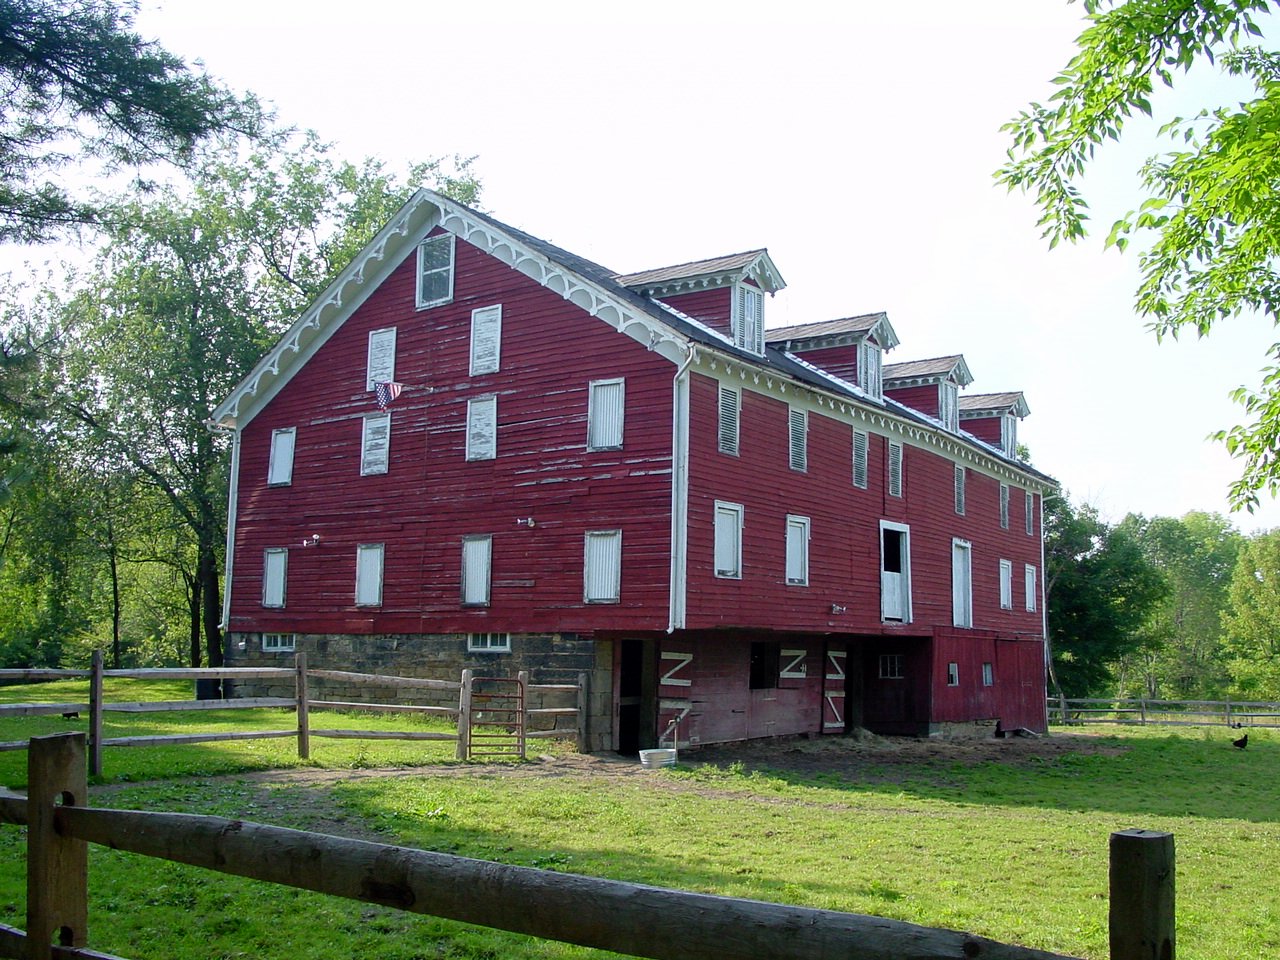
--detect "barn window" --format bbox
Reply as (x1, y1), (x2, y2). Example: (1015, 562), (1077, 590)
(355, 543), (384, 607)
(732, 284), (764, 355)
(469, 304), (502, 375)
(714, 501), (744, 579)
(852, 429), (868, 489)
(466, 395), (497, 460)
(262, 548), (287, 608)
(1025, 564), (1038, 612)
(1000, 483), (1011, 529)
(583, 529), (622, 603)
(880, 521), (912, 623)
(785, 515), (810, 585)
(788, 407), (807, 471)
(263, 633), (295, 653)
(947, 662), (959, 686)
(468, 633), (511, 653)
(954, 465), (966, 515)
(587, 378), (625, 450)
(999, 558), (1013, 610)
(268, 427), (296, 486)
(718, 385), (740, 455)
(1001, 413), (1018, 458)
(1025, 491), (1035, 536)
(858, 340), (882, 400)
(887, 442), (903, 498)
(878, 653), (904, 679)
(360, 412), (391, 475)
(416, 234), (455, 309)
(461, 535), (492, 606)
(940, 381), (959, 431)
(366, 327), (397, 391)
(982, 662), (994, 687)
(951, 539), (973, 628)
(749, 641), (780, 689)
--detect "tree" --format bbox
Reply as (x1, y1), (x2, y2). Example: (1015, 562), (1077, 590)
(1043, 493), (1168, 697)
(1220, 528), (1280, 697)
(0, 0), (256, 243)
(998, 0), (1280, 510)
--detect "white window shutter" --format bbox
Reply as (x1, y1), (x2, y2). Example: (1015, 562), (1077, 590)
(1026, 564), (1037, 612)
(1002, 414), (1018, 457)
(466, 396), (497, 460)
(714, 502), (743, 578)
(355, 544), (384, 606)
(1000, 484), (1010, 529)
(852, 430), (868, 489)
(1000, 559), (1013, 609)
(262, 549), (287, 608)
(366, 328), (397, 391)
(1026, 491), (1035, 536)
(268, 427), (296, 485)
(888, 442), (903, 497)
(462, 536), (492, 605)
(583, 530), (622, 603)
(587, 379), (625, 450)
(360, 413), (391, 475)
(785, 515), (809, 585)
(788, 408), (807, 471)
(469, 305), (502, 376)
(718, 385), (740, 455)
(951, 540), (972, 628)
(954, 465), (966, 515)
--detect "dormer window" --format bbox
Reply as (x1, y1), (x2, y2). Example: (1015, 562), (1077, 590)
(1001, 414), (1018, 458)
(732, 284), (764, 354)
(858, 340), (882, 400)
(940, 382), (959, 431)
(416, 234), (456, 309)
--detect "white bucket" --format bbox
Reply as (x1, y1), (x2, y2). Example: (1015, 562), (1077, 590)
(638, 748), (677, 769)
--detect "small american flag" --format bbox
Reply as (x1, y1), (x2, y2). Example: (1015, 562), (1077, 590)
(374, 381), (403, 409)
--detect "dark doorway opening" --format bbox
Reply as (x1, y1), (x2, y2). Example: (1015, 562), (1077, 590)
(617, 638), (656, 754)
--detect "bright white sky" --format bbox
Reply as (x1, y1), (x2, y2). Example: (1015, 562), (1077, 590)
(92, 1), (1280, 530)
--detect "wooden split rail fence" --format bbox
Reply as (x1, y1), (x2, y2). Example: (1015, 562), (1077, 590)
(0, 732), (1175, 960)
(0, 653), (588, 774)
(1048, 695), (1280, 728)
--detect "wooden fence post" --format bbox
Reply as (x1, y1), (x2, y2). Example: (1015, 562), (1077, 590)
(88, 649), (104, 778)
(295, 653), (310, 760)
(517, 670), (529, 760)
(1110, 829), (1175, 960)
(576, 671), (590, 753)
(456, 669), (473, 761)
(27, 733), (89, 960)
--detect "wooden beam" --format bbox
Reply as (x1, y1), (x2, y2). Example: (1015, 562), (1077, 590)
(296, 654), (309, 761)
(27, 734), (88, 960)
(98, 731), (295, 748)
(0, 705), (88, 718)
(306, 701), (456, 716)
(307, 730), (457, 742)
(305, 669), (461, 691)
(456, 669), (473, 761)
(1110, 830), (1175, 960)
(88, 652), (103, 779)
(102, 698), (294, 713)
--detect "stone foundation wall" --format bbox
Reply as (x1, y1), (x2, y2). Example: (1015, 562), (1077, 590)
(225, 632), (614, 752)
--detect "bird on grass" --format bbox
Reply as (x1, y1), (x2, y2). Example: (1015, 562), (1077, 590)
(1233, 733), (1248, 750)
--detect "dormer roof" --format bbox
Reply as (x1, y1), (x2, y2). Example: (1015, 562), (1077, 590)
(615, 249), (786, 297)
(960, 392), (1031, 419)
(764, 312), (901, 351)
(884, 355), (974, 388)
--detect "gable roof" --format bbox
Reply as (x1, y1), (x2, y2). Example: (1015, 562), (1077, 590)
(765, 312), (901, 351)
(615, 249), (785, 296)
(960, 392), (1031, 419)
(884, 355), (974, 388)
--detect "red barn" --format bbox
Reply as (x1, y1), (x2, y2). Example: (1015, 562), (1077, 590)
(210, 191), (1055, 751)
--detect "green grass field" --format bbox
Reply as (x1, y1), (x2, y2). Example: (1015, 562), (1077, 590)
(1, 679), (1277, 960)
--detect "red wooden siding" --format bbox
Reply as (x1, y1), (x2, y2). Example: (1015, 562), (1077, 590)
(654, 288), (732, 337)
(886, 384), (940, 419)
(787, 344), (858, 383)
(962, 415), (1001, 447)
(231, 233), (677, 636)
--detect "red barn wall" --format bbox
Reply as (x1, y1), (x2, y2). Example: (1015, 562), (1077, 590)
(231, 233), (677, 636)
(886, 384), (939, 419)
(788, 345), (859, 382)
(962, 416), (1001, 447)
(655, 288), (732, 336)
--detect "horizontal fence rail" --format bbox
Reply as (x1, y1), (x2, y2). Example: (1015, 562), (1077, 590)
(0, 652), (589, 771)
(0, 734), (1176, 960)
(1048, 696), (1280, 728)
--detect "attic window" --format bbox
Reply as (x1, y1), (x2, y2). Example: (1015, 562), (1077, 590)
(416, 234), (456, 309)
(1001, 414), (1018, 457)
(858, 341), (882, 400)
(732, 284), (764, 355)
(940, 382), (959, 431)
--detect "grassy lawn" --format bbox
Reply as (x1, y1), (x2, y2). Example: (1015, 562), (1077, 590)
(1, 683), (1276, 960)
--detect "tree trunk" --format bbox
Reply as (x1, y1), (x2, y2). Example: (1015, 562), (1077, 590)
(200, 537), (223, 668)
(108, 542), (121, 669)
(185, 570), (201, 668)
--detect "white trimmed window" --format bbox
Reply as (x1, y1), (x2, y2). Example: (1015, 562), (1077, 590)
(947, 662), (960, 686)
(940, 381), (959, 431)
(785, 515), (810, 586)
(355, 543), (384, 607)
(880, 521), (912, 623)
(468, 633), (511, 653)
(583, 529), (622, 603)
(1002, 414), (1018, 458)
(268, 427), (296, 486)
(732, 284), (764, 354)
(952, 538), (973, 628)
(366, 327), (397, 391)
(466, 395), (497, 461)
(999, 558), (1013, 610)
(852, 429), (868, 489)
(263, 633), (295, 653)
(858, 340), (882, 399)
(788, 407), (807, 472)
(361, 412), (391, 476)
(262, 548), (287, 608)
(982, 662), (994, 686)
(879, 654), (904, 679)
(1000, 484), (1011, 530)
(714, 500), (744, 579)
(469, 304), (502, 375)
(416, 234), (456, 309)
(718, 385), (740, 456)
(954, 465), (966, 515)
(888, 442), (903, 498)
(461, 535), (492, 606)
(1026, 491), (1035, 536)
(587, 378), (625, 451)
(1026, 564), (1038, 612)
